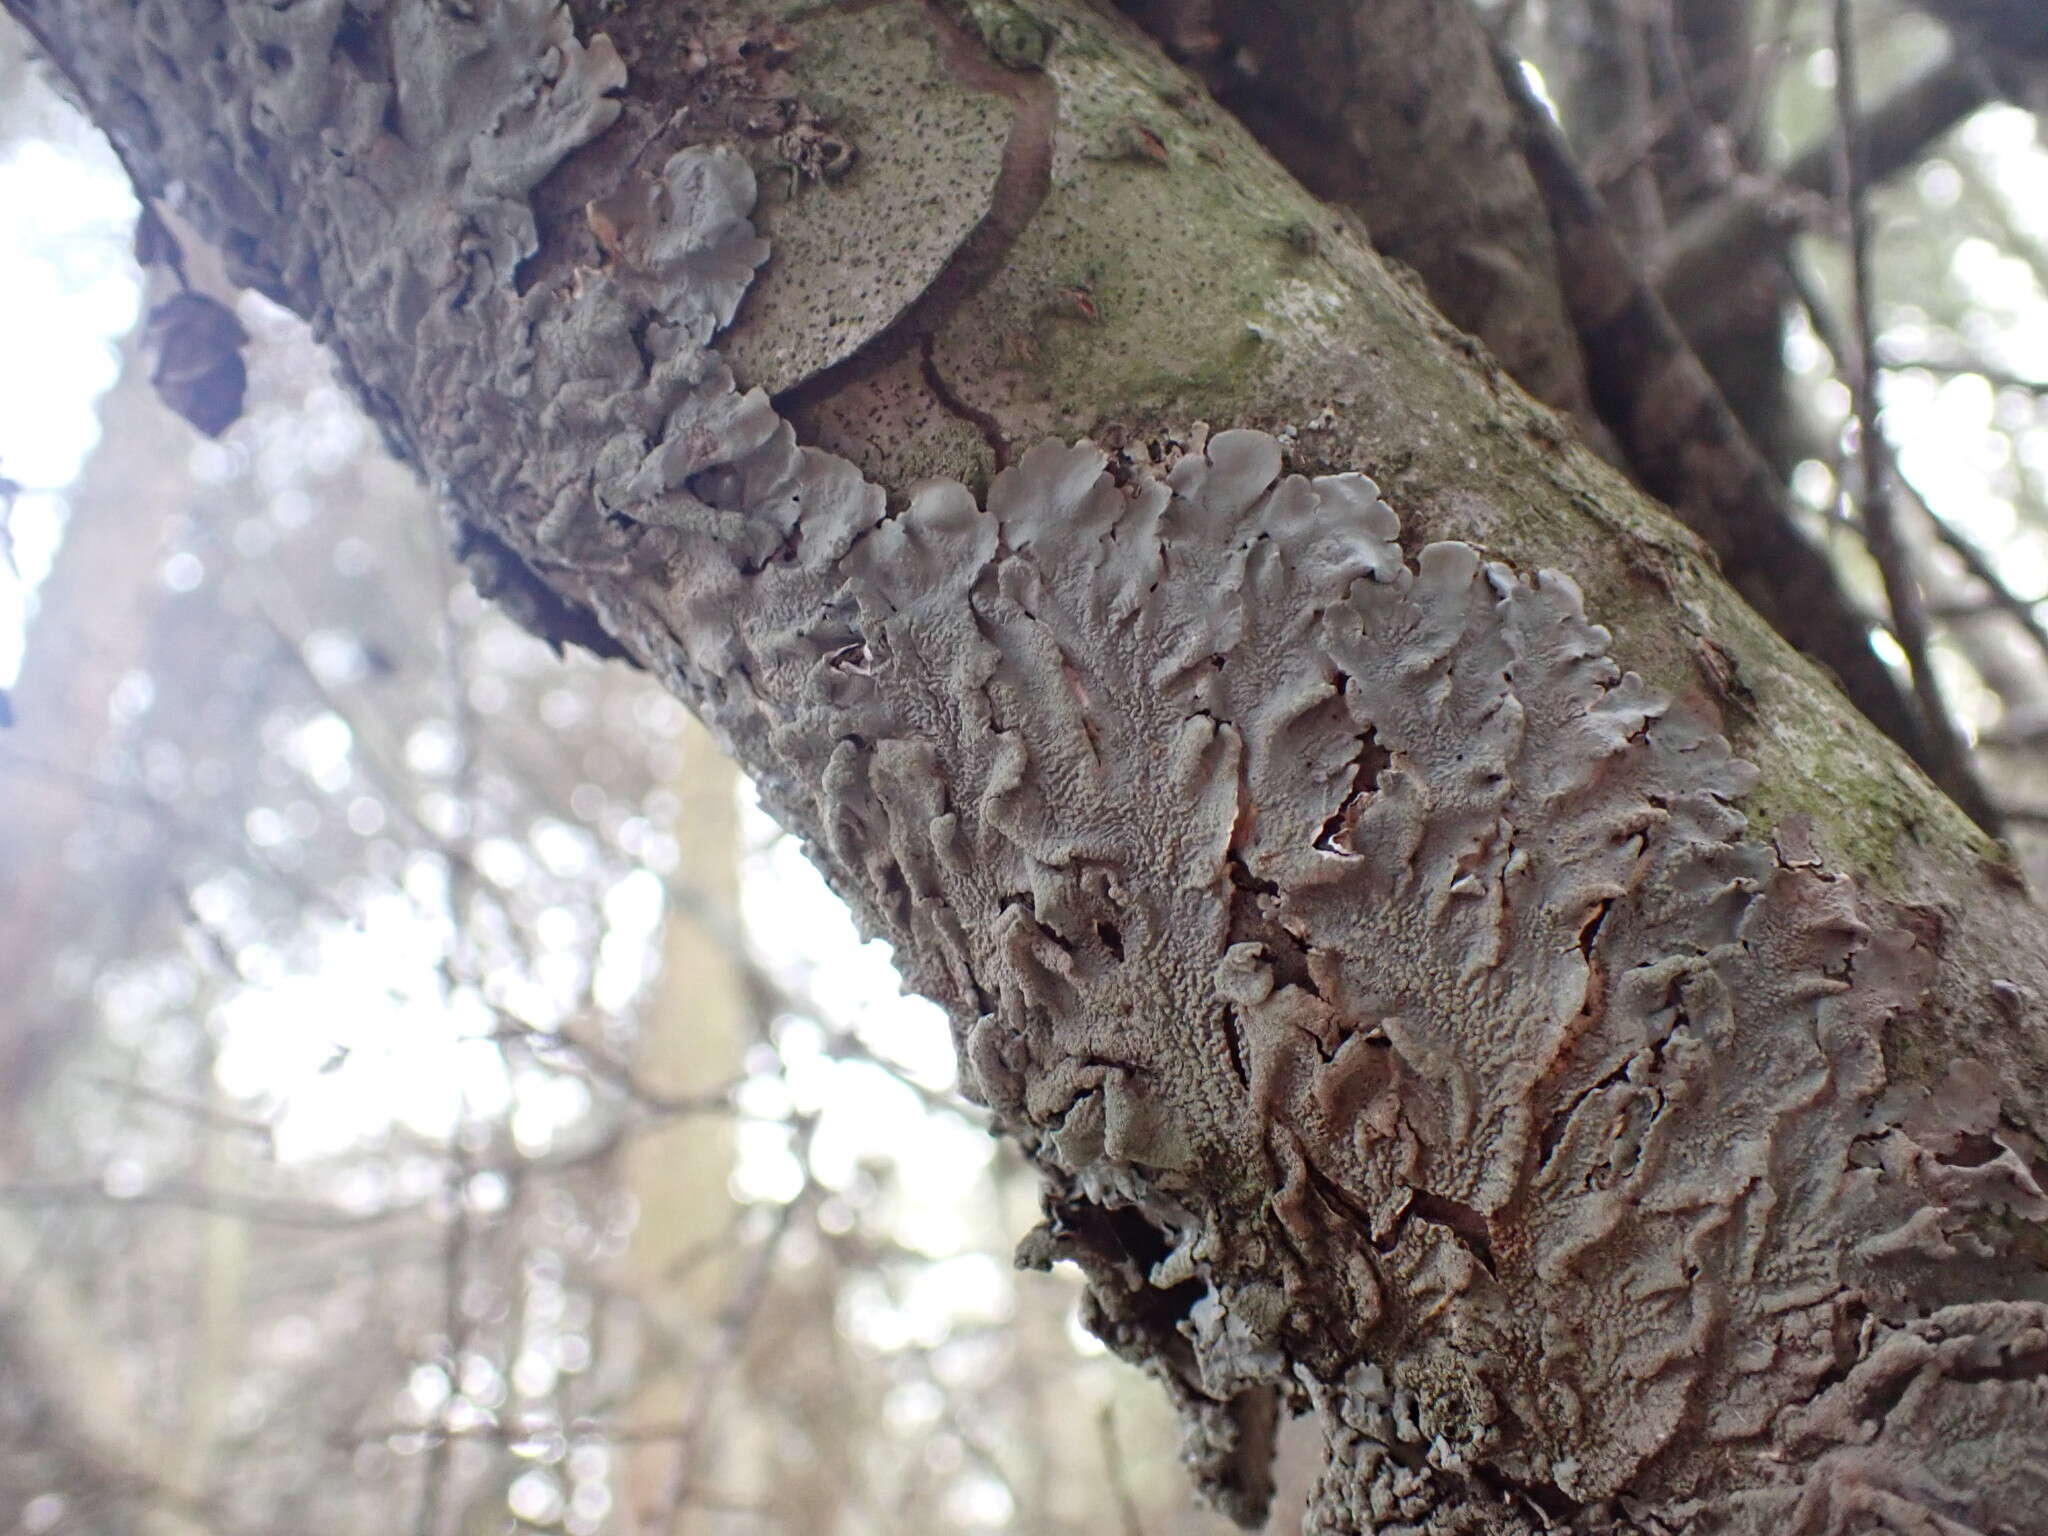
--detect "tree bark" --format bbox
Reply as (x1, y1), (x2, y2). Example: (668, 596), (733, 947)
(11, 0), (2048, 1529)
(1114, 0), (1609, 455)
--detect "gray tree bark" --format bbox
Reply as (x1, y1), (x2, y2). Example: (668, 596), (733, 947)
(11, 0), (2048, 1529)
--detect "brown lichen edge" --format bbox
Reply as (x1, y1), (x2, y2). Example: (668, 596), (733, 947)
(31, 0), (2048, 1528)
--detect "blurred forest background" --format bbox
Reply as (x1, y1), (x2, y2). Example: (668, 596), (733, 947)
(3, 1), (2048, 1533)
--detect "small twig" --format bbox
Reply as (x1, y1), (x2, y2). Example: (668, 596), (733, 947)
(1099, 1401), (1147, 1536)
(1831, 0), (2002, 834)
(1656, 54), (1991, 306)
(0, 1179), (427, 1228)
(0, 745), (342, 918)
(1780, 255), (2048, 707)
(1899, 474), (2048, 671)
(482, 1007), (744, 1117)
(83, 1075), (280, 1154)
(654, 1117), (819, 1533)
(1883, 357), (2048, 396)
(413, 1128), (472, 1536)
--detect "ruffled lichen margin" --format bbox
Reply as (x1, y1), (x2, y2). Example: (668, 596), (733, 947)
(17, 0), (2048, 1527)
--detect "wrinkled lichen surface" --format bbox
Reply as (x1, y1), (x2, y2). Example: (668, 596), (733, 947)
(19, 0), (2048, 1528)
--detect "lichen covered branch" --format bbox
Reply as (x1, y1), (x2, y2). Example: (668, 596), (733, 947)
(11, 0), (2048, 1529)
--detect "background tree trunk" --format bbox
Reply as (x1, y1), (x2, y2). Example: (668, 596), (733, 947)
(10, 0), (2048, 1529)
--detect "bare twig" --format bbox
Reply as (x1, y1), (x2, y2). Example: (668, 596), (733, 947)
(1494, 40), (1948, 792)
(83, 1075), (280, 1155)
(1098, 1401), (1147, 1536)
(1900, 475), (2048, 671)
(0, 1179), (428, 1228)
(1657, 54), (1992, 309)
(1883, 357), (2048, 396)
(1832, 0), (2001, 834)
(1782, 257), (2048, 696)
(654, 1117), (818, 1533)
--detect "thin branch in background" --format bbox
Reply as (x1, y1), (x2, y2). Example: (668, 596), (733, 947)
(414, 539), (489, 1536)
(413, 1129), (472, 1536)
(0, 1180), (428, 1229)
(1579, 33), (1755, 206)
(1898, 473), (2048, 670)
(1733, 0), (1806, 168)
(1884, 357), (2048, 396)
(1492, 39), (1947, 795)
(1830, 0), (2001, 835)
(0, 744), (344, 920)
(1656, 54), (1991, 315)
(83, 1075), (280, 1156)
(1098, 1401), (1146, 1536)
(1779, 256), (2048, 682)
(655, 1116), (818, 1534)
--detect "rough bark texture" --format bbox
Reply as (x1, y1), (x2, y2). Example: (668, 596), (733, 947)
(1114, 0), (1608, 452)
(14, 0), (2048, 1530)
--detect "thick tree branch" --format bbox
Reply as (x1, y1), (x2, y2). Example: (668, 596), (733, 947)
(13, 0), (2048, 1528)
(1917, 0), (2048, 109)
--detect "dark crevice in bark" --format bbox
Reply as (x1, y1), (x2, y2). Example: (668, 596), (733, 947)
(1403, 1189), (1497, 1278)
(1470, 1461), (1586, 1526)
(1056, 1197), (1208, 1319)
(1268, 930), (1321, 1001)
(1218, 1005), (1250, 1092)
(1313, 726), (1388, 856)
(1535, 1034), (1649, 1178)
(1806, 1295), (1874, 1400)
(1842, 1327), (2048, 1447)
(330, 6), (383, 79)
(456, 523), (632, 662)
(918, 331), (1012, 470)
(1225, 855), (1278, 899)
(1578, 896), (1615, 960)
(1297, 1154), (1375, 1236)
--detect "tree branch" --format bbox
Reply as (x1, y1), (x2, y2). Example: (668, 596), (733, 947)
(1116, 0), (1610, 453)
(1493, 42), (1986, 819)
(17, 0), (2048, 1525)
(1831, 0), (1998, 833)
(1656, 54), (1993, 331)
